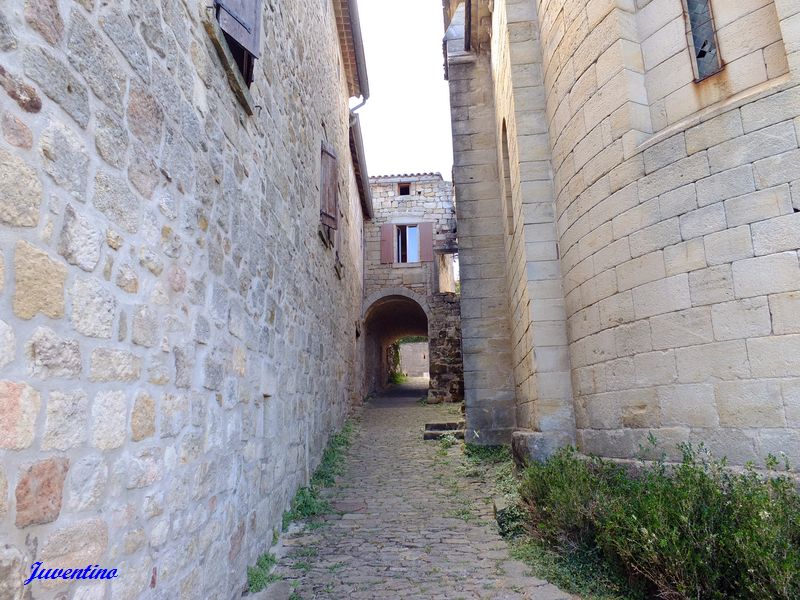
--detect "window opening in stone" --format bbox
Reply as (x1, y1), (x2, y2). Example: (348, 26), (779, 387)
(501, 122), (514, 235)
(683, 0), (722, 80)
(396, 225), (420, 263)
(214, 0), (261, 86)
(398, 183), (411, 196)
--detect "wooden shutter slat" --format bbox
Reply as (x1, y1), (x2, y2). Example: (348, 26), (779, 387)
(217, 0), (262, 58)
(320, 143), (338, 229)
(420, 222), (434, 262)
(380, 224), (394, 264)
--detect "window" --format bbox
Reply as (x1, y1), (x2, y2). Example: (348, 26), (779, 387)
(320, 141), (338, 231)
(380, 222), (434, 264)
(396, 225), (420, 263)
(214, 0), (262, 85)
(398, 183), (411, 196)
(683, 0), (722, 80)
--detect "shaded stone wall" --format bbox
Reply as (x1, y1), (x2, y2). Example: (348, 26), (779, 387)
(364, 175), (464, 403)
(0, 0), (366, 597)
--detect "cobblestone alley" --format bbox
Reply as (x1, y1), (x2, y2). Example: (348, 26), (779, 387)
(261, 380), (573, 600)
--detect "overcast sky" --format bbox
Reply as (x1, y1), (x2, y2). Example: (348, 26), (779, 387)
(355, 0), (454, 180)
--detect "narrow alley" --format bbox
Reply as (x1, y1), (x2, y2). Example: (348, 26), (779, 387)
(262, 380), (573, 600)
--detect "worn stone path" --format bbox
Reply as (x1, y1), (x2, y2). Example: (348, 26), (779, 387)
(261, 380), (574, 600)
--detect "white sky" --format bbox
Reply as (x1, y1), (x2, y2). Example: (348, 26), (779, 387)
(354, 0), (454, 180)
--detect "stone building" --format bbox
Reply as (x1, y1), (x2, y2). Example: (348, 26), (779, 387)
(0, 0), (371, 597)
(443, 0), (800, 467)
(363, 173), (464, 403)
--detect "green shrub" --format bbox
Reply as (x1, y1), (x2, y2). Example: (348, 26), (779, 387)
(518, 444), (800, 600)
(247, 552), (279, 593)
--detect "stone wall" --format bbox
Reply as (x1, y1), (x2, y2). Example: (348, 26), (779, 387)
(364, 175), (464, 403)
(445, 0), (800, 466)
(0, 0), (366, 597)
(399, 342), (428, 377)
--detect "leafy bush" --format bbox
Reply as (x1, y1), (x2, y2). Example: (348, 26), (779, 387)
(518, 444), (800, 600)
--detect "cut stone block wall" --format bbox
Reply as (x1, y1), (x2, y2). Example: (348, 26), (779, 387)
(445, 0), (800, 465)
(0, 0), (366, 597)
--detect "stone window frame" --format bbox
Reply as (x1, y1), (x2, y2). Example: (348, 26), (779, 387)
(681, 0), (724, 82)
(201, 4), (256, 115)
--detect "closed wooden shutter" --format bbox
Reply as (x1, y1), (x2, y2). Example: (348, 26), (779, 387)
(216, 0), (262, 58)
(420, 222), (434, 262)
(320, 142), (338, 229)
(380, 224), (394, 264)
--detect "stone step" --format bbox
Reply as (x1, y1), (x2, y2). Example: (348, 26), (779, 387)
(423, 421), (465, 431)
(423, 429), (465, 441)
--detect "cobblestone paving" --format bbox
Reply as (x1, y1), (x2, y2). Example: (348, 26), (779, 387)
(265, 381), (574, 600)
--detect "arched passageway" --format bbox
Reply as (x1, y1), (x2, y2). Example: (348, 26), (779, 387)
(363, 294), (430, 396)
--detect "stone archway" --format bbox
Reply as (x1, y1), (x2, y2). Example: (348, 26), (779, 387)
(363, 291), (431, 397)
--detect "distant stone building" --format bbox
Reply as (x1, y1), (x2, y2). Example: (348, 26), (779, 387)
(363, 174), (464, 403)
(444, 0), (800, 468)
(0, 0), (371, 597)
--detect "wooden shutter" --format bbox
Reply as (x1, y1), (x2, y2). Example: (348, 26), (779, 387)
(420, 222), (434, 262)
(380, 224), (394, 264)
(320, 142), (338, 230)
(216, 0), (262, 58)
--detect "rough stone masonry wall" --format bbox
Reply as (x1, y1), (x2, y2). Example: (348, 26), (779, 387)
(531, 0), (800, 467)
(364, 176), (463, 403)
(0, 0), (365, 598)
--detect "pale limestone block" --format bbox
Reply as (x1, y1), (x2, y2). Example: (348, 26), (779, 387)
(650, 307), (714, 350)
(732, 251), (800, 298)
(598, 291), (636, 328)
(688, 428), (758, 465)
(751, 212), (800, 255)
(724, 185), (792, 227)
(716, 380), (785, 427)
(602, 357), (636, 392)
(679, 203), (727, 240)
(596, 39), (644, 88)
(632, 273), (691, 319)
(613, 319), (652, 357)
(593, 237), (631, 272)
(13, 241), (66, 320)
(637, 0), (683, 40)
(634, 349), (677, 385)
(685, 110), (744, 155)
(570, 305), (602, 341)
(764, 39), (790, 79)
(611, 197), (660, 239)
(582, 328), (618, 366)
(716, 3), (783, 64)
(696, 165), (755, 207)
(644, 49), (693, 102)
(711, 297), (772, 341)
(580, 269), (618, 306)
(676, 340), (751, 382)
(658, 384), (718, 427)
(769, 291), (800, 334)
(747, 334), (800, 377)
(703, 225), (754, 266)
(616, 251), (666, 291)
(708, 122), (797, 174)
(641, 15), (685, 71)
(659, 184), (697, 219)
(643, 132), (686, 174)
(783, 379), (800, 426)
(740, 86), (800, 134)
(629, 218), (682, 257)
(638, 153), (710, 201)
(753, 148), (800, 189)
(664, 238), (707, 275)
(689, 265), (736, 305)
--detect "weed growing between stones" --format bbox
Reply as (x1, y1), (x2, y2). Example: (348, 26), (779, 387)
(517, 442), (800, 599)
(281, 421), (355, 528)
(460, 443), (641, 600)
(246, 553), (279, 593)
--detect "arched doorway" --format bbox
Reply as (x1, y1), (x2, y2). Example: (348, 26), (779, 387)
(363, 292), (430, 397)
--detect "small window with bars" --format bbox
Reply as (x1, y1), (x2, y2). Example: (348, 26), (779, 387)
(683, 0), (722, 81)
